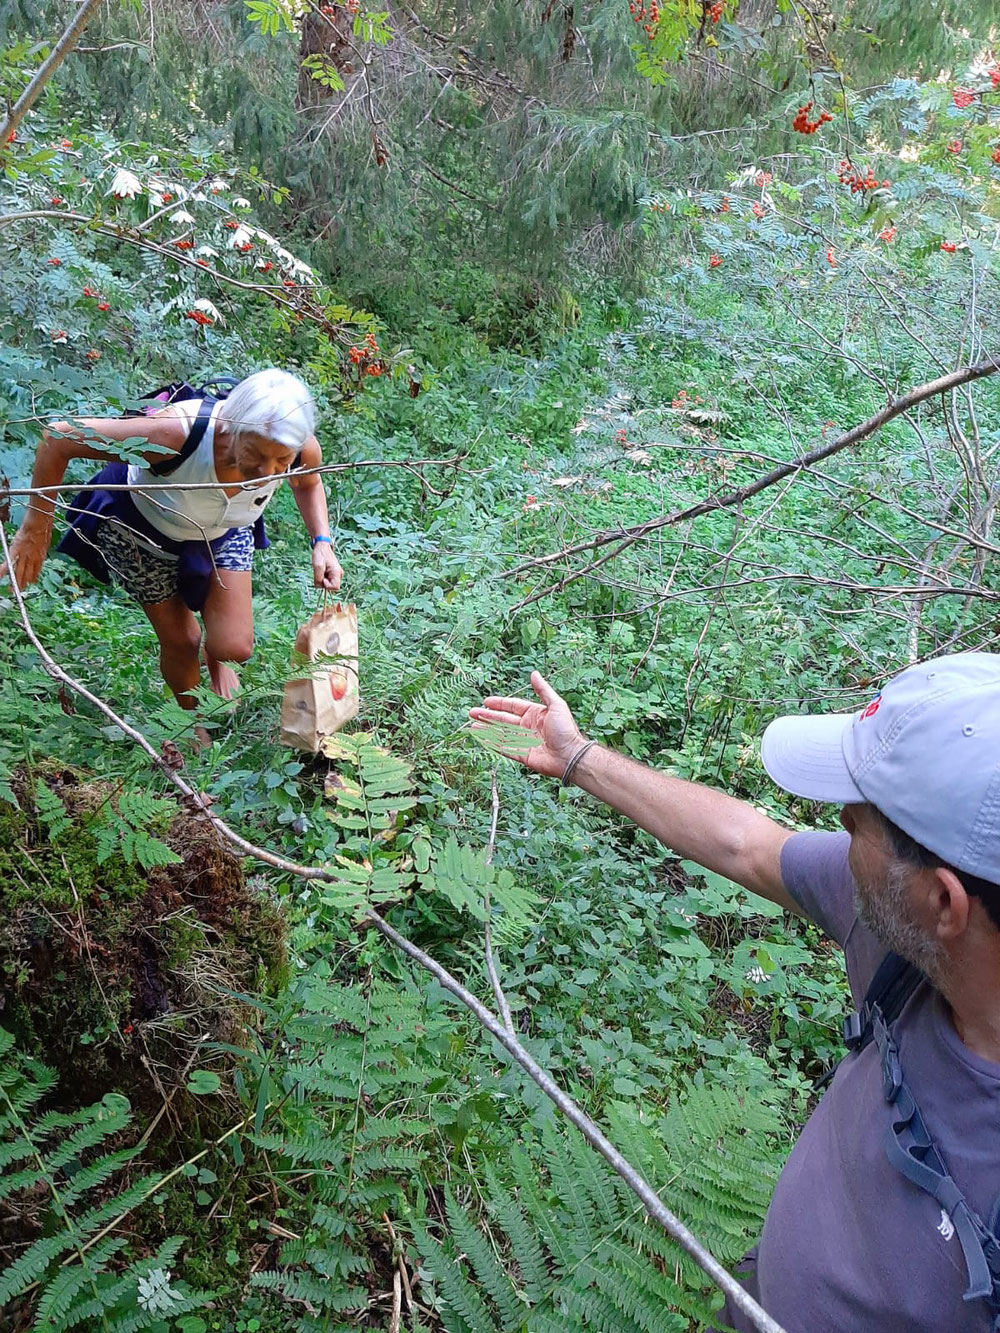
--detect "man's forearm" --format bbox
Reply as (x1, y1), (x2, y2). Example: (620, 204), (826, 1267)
(570, 744), (798, 910)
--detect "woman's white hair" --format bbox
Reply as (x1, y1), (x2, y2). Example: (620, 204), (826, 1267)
(217, 368), (315, 451)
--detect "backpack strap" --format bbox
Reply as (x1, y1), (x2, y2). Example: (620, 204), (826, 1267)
(198, 376), (239, 400)
(148, 399), (216, 478)
(826, 952), (1000, 1324)
(871, 1008), (1000, 1320)
(123, 381), (199, 418)
(843, 950), (924, 1051)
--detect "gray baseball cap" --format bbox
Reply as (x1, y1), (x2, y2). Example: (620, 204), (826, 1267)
(760, 652), (1000, 882)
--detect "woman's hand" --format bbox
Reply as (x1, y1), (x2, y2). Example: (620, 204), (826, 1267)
(0, 521), (51, 589)
(469, 671), (588, 780)
(311, 543), (343, 591)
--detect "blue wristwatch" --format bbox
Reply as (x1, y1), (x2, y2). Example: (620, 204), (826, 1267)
(311, 535), (333, 548)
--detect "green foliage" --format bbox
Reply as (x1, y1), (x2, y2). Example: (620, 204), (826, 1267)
(92, 789), (182, 871)
(0, 1027), (215, 1330)
(5, 4), (999, 1328)
(320, 730), (420, 914)
(317, 729), (540, 929)
(414, 1084), (785, 1332)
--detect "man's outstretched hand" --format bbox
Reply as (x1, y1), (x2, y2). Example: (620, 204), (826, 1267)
(469, 671), (588, 780)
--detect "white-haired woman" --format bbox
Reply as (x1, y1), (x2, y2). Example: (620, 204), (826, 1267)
(1, 368), (343, 709)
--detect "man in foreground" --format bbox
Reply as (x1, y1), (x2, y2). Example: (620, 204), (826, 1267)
(471, 653), (1000, 1332)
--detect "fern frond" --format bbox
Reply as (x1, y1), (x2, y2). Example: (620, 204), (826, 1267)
(31, 1235), (129, 1332)
(0, 1232), (75, 1306)
(484, 1169), (548, 1304)
(58, 1146), (143, 1209)
(411, 1216), (494, 1333)
(250, 1269), (368, 1312)
(445, 1188), (522, 1330)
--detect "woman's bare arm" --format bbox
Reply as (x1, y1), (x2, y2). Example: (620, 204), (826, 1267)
(1, 412), (188, 586)
(290, 437), (343, 590)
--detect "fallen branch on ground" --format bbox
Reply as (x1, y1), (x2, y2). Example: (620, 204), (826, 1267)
(507, 357), (1000, 610)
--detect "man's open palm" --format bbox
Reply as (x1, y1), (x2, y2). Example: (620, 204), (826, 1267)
(469, 671), (587, 780)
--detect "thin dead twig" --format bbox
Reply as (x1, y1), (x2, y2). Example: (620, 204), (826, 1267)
(382, 1213), (414, 1312)
(482, 770), (513, 1034)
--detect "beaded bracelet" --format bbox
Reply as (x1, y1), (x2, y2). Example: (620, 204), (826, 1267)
(561, 739), (598, 788)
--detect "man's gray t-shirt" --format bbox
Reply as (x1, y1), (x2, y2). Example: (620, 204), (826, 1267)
(715, 830), (1000, 1333)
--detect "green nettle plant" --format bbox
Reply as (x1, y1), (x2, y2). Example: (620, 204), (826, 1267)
(2, 0), (1000, 1329)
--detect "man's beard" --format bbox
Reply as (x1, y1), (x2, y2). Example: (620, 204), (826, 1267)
(855, 861), (948, 988)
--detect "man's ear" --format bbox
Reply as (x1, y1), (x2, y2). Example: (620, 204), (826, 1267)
(925, 866), (971, 941)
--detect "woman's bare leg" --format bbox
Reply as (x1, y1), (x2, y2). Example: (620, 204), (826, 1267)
(201, 646), (241, 699)
(201, 569), (254, 700)
(142, 595), (203, 708)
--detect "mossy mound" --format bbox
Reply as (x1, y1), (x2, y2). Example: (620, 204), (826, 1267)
(0, 765), (289, 1120)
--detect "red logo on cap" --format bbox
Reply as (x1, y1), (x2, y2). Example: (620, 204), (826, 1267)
(860, 692), (882, 721)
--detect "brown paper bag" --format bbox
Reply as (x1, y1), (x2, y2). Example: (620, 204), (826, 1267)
(279, 602), (359, 751)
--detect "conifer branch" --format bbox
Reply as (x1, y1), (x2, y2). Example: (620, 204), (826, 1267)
(0, 0), (105, 148)
(0, 519), (787, 1333)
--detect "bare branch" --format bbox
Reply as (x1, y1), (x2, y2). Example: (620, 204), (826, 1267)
(1, 453), (470, 500)
(507, 357), (1000, 609)
(0, 209), (343, 337)
(482, 770), (513, 1034)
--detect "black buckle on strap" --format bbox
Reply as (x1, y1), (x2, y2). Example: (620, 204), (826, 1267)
(843, 1009), (864, 1050)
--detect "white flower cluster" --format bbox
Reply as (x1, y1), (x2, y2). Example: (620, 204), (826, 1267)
(193, 297), (223, 324)
(102, 164), (318, 301)
(109, 167), (142, 199)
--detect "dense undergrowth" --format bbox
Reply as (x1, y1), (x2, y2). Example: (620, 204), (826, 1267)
(4, 3), (1000, 1327)
(5, 272), (973, 1329)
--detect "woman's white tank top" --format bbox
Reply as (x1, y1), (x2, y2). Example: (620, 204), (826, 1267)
(127, 401), (284, 542)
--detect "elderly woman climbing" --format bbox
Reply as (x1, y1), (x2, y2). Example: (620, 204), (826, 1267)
(1, 368), (343, 711)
